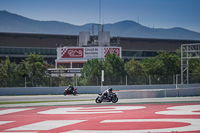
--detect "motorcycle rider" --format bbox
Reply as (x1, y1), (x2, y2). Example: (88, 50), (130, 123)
(67, 85), (74, 94)
(102, 88), (113, 100)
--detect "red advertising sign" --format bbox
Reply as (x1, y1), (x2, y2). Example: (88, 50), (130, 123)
(104, 48), (120, 57)
(61, 48), (84, 58)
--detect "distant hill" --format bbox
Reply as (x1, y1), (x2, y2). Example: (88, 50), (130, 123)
(0, 10), (200, 40)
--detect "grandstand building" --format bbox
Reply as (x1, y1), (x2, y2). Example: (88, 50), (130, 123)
(1, 32), (200, 76)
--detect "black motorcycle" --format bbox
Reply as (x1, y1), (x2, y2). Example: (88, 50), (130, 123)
(95, 92), (118, 103)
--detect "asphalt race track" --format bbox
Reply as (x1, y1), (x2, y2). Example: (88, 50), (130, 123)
(0, 95), (200, 133)
(0, 94), (97, 102)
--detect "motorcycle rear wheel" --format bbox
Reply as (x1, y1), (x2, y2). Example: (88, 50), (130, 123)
(112, 96), (118, 103)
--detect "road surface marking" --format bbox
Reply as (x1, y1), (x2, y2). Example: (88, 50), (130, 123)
(64, 119), (200, 133)
(0, 108), (34, 115)
(156, 105), (200, 115)
(7, 120), (86, 131)
(38, 106), (146, 114)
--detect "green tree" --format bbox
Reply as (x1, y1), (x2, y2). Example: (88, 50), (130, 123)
(20, 53), (47, 87)
(142, 57), (164, 75)
(125, 58), (144, 75)
(80, 58), (104, 86)
(80, 54), (125, 86)
(142, 51), (180, 75)
(140, 51), (181, 84)
(124, 58), (146, 85)
(103, 54), (125, 85)
(0, 57), (20, 87)
(187, 58), (200, 83)
(104, 54), (125, 76)
(190, 59), (200, 74)
(156, 51), (180, 75)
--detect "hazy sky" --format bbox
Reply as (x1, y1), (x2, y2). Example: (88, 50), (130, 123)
(0, 0), (200, 32)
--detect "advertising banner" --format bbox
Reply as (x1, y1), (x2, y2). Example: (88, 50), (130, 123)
(104, 47), (120, 57)
(84, 47), (101, 58)
(61, 48), (84, 58)
(57, 47), (121, 59)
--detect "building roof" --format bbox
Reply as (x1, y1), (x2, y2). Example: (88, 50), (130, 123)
(1, 32), (200, 51)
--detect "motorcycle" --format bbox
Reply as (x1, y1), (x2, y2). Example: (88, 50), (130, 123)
(63, 88), (77, 96)
(95, 92), (118, 103)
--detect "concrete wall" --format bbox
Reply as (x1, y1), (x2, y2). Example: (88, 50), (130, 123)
(0, 84), (199, 98)
(0, 87), (65, 95)
(0, 86), (102, 96)
(116, 88), (200, 99)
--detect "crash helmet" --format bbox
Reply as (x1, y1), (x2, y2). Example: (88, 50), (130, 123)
(68, 85), (71, 87)
(108, 88), (113, 92)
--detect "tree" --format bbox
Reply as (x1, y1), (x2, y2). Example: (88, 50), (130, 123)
(188, 58), (200, 83)
(124, 58), (146, 85)
(104, 54), (125, 76)
(125, 58), (144, 76)
(0, 57), (20, 87)
(156, 51), (180, 75)
(20, 53), (47, 87)
(142, 51), (180, 75)
(80, 54), (126, 85)
(103, 54), (125, 85)
(140, 51), (181, 84)
(142, 57), (164, 75)
(190, 59), (200, 74)
(80, 58), (104, 86)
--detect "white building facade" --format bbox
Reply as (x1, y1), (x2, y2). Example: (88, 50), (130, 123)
(48, 31), (122, 77)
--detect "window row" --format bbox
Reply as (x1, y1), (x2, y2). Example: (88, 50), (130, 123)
(0, 47), (57, 55)
(122, 51), (158, 57)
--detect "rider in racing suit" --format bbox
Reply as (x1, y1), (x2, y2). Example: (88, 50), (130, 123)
(102, 88), (113, 100)
(67, 85), (74, 94)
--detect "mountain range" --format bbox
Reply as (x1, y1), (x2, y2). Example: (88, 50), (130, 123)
(0, 10), (200, 40)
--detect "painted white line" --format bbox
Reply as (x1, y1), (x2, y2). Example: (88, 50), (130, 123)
(64, 119), (200, 133)
(38, 106), (146, 114)
(0, 121), (14, 125)
(0, 108), (34, 115)
(0, 121), (35, 133)
(7, 120), (86, 131)
(156, 105), (200, 115)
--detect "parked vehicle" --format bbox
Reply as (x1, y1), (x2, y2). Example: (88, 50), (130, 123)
(64, 88), (77, 96)
(95, 92), (118, 103)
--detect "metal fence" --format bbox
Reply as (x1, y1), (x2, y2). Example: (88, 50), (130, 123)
(0, 73), (199, 87)
(77, 75), (176, 86)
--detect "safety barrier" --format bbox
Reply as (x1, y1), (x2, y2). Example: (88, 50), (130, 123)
(0, 84), (199, 98)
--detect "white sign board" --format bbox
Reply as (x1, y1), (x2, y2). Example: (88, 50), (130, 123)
(101, 70), (104, 82)
(57, 47), (121, 59)
(84, 47), (101, 58)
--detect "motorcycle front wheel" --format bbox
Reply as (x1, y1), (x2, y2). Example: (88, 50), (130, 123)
(95, 97), (102, 103)
(111, 96), (118, 103)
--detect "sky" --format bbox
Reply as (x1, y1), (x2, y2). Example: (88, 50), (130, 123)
(0, 0), (200, 32)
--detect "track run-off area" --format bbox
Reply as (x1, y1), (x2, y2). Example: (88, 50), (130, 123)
(0, 96), (200, 133)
